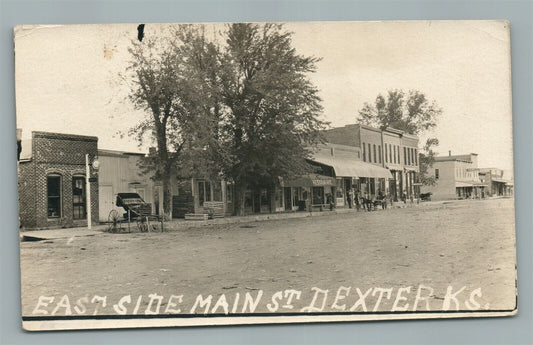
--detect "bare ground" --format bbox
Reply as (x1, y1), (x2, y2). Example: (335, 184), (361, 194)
(20, 198), (516, 317)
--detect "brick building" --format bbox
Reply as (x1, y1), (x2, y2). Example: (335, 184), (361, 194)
(322, 124), (420, 202)
(303, 142), (391, 209)
(18, 132), (99, 229)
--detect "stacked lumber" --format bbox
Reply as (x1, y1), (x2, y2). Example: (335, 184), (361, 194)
(184, 213), (209, 221)
(203, 201), (225, 218)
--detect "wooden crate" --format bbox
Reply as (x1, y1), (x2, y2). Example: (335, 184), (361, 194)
(184, 213), (209, 221)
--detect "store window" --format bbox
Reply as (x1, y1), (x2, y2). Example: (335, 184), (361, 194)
(275, 189), (283, 209)
(72, 176), (86, 220)
(47, 175), (62, 218)
(226, 183), (233, 202)
(435, 168), (440, 179)
(213, 182), (222, 201)
(378, 145), (382, 163)
(312, 187), (324, 205)
(373, 144), (377, 163)
(244, 190), (253, 211)
(260, 189), (269, 209)
(389, 144), (392, 163)
(367, 143), (372, 162)
(292, 187), (301, 207)
(197, 180), (212, 206)
(397, 145), (400, 164)
(362, 143), (366, 162)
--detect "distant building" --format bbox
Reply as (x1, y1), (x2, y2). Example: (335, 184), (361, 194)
(321, 124), (420, 202)
(420, 152), (487, 201)
(478, 168), (514, 197)
(97, 149), (157, 222)
(18, 132), (99, 229)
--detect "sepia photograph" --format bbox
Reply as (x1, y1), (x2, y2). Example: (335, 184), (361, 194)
(14, 20), (516, 331)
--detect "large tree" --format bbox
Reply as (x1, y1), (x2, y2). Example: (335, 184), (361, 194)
(127, 23), (327, 217)
(418, 137), (440, 186)
(217, 23), (327, 215)
(126, 25), (215, 219)
(357, 89), (442, 185)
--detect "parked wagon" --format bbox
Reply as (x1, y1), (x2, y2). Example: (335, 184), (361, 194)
(420, 192), (432, 201)
(107, 192), (164, 233)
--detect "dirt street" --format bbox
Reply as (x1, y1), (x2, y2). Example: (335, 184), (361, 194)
(20, 198), (516, 317)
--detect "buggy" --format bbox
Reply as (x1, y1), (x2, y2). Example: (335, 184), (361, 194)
(107, 192), (164, 233)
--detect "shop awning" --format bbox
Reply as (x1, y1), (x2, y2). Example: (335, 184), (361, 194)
(309, 156), (392, 179)
(456, 181), (487, 188)
(492, 178), (511, 184)
(283, 174), (336, 187)
(456, 182), (473, 188)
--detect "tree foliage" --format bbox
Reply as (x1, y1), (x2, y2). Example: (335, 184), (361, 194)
(216, 24), (327, 213)
(358, 89), (441, 135)
(357, 89), (442, 186)
(418, 138), (440, 186)
(126, 25), (218, 218)
(126, 23), (326, 216)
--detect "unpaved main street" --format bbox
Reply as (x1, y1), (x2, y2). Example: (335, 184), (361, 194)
(20, 198), (516, 317)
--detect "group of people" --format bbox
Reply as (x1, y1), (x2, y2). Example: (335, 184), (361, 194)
(346, 188), (389, 211)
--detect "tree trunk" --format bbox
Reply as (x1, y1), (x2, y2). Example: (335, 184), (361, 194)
(162, 173), (172, 220)
(233, 182), (246, 217)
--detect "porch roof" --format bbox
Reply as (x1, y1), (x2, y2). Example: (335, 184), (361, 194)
(310, 155), (392, 179)
(492, 178), (513, 185)
(456, 181), (487, 188)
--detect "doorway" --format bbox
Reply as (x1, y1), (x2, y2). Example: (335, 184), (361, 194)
(284, 187), (292, 211)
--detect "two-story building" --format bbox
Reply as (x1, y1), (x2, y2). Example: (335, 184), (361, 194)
(321, 124), (420, 202)
(421, 152), (487, 201)
(301, 143), (391, 209)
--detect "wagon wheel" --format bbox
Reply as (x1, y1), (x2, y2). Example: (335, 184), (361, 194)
(107, 210), (122, 233)
(148, 217), (163, 233)
(137, 216), (149, 232)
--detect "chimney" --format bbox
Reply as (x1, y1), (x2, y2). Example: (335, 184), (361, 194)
(448, 150), (451, 157)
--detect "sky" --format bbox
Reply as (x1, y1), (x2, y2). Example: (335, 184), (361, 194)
(14, 21), (514, 173)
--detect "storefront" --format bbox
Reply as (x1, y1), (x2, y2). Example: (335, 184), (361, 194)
(282, 174), (336, 211)
(455, 181), (487, 199)
(308, 153), (392, 207)
(172, 178), (232, 218)
(18, 132), (99, 229)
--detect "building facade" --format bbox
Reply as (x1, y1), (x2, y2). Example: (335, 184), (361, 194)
(478, 168), (514, 197)
(171, 178), (233, 218)
(302, 143), (391, 209)
(18, 132), (99, 229)
(421, 152), (486, 201)
(322, 124), (420, 202)
(97, 149), (157, 222)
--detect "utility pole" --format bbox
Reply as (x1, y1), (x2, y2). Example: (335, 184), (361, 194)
(86, 154), (92, 229)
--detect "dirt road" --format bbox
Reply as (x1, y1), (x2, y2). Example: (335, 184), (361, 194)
(20, 198), (516, 317)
